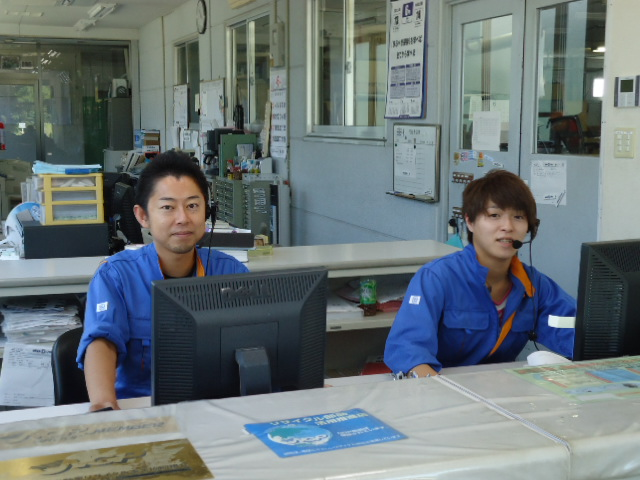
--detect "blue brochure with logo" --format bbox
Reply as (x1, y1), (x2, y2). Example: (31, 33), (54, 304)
(244, 408), (407, 457)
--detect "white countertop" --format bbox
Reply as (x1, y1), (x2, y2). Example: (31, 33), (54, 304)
(0, 239), (459, 296)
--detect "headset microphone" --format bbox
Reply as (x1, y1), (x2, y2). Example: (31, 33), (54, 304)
(512, 239), (531, 250)
(513, 219), (540, 250)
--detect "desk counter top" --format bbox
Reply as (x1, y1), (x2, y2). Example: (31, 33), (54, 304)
(0, 239), (458, 297)
(249, 239), (458, 277)
(0, 375), (568, 480)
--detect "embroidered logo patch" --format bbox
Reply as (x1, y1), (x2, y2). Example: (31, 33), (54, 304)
(409, 295), (421, 305)
(96, 302), (109, 313)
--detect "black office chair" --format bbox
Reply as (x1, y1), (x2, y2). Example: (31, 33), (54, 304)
(548, 115), (599, 154)
(51, 327), (90, 406)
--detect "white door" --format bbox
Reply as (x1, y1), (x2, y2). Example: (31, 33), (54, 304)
(447, 0), (524, 225)
(446, 0), (604, 295)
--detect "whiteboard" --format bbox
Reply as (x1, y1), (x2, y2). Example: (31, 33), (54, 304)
(173, 84), (188, 128)
(390, 124), (440, 202)
(200, 79), (225, 130)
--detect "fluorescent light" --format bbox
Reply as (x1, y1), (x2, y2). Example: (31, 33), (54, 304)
(593, 46), (606, 53)
(593, 77), (604, 98)
(88, 3), (116, 19)
(74, 18), (95, 31)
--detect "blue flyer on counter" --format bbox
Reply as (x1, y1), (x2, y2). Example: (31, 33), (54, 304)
(244, 408), (407, 457)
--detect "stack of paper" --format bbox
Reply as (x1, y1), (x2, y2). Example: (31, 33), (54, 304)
(0, 297), (82, 344)
(0, 297), (82, 407)
(327, 292), (363, 320)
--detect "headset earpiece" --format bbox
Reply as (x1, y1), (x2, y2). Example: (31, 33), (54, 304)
(530, 219), (540, 241)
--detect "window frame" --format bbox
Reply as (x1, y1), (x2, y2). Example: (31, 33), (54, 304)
(175, 37), (200, 127)
(226, 8), (271, 129)
(307, 0), (388, 142)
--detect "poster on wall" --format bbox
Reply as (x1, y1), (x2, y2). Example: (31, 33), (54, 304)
(173, 84), (188, 128)
(270, 68), (288, 160)
(199, 79), (225, 131)
(385, 0), (427, 119)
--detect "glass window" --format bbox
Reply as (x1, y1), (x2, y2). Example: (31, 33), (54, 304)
(0, 40), (128, 166)
(460, 15), (513, 151)
(176, 39), (200, 126)
(536, 0), (605, 155)
(229, 14), (270, 132)
(312, 0), (387, 138)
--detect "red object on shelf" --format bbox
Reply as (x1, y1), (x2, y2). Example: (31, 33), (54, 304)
(360, 360), (392, 376)
(0, 122), (5, 150)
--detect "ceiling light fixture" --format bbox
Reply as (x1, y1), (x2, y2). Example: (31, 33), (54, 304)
(74, 18), (95, 31)
(87, 2), (116, 19)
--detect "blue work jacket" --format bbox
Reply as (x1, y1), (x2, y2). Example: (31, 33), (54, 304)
(77, 243), (249, 399)
(384, 244), (576, 374)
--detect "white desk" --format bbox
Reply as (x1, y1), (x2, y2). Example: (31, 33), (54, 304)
(0, 376), (569, 480)
(0, 240), (457, 331)
(250, 239), (457, 278)
(0, 240), (456, 297)
(0, 256), (104, 297)
(0, 240), (458, 375)
(445, 360), (640, 480)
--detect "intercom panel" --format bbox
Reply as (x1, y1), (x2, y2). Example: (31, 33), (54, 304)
(614, 76), (640, 107)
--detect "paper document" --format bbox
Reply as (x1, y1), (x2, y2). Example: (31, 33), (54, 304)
(530, 160), (567, 206)
(472, 111), (501, 151)
(0, 343), (54, 407)
(0, 297), (81, 343)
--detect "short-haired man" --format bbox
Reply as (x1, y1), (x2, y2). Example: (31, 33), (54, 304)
(384, 169), (576, 377)
(77, 151), (248, 411)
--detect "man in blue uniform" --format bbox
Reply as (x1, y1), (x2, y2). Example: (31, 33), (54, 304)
(384, 170), (576, 377)
(77, 151), (248, 410)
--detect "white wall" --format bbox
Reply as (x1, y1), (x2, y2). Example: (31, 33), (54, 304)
(600, 0), (640, 240)
(286, 1), (447, 246)
(104, 0), (640, 292)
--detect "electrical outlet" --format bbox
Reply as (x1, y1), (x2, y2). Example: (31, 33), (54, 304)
(614, 127), (636, 158)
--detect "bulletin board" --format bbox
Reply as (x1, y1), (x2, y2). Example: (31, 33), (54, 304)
(199, 79), (225, 131)
(173, 84), (188, 128)
(388, 124), (440, 203)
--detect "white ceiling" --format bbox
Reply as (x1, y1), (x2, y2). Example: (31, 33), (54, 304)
(0, 0), (191, 31)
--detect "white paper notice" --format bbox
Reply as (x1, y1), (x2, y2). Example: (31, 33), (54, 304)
(0, 343), (54, 406)
(395, 142), (418, 178)
(472, 111), (501, 151)
(385, 0), (427, 119)
(530, 160), (567, 206)
(270, 69), (288, 160)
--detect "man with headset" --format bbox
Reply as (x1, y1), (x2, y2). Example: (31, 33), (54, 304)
(77, 151), (248, 411)
(384, 169), (576, 378)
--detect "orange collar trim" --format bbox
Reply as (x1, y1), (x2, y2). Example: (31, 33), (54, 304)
(510, 255), (535, 298)
(159, 250), (206, 279)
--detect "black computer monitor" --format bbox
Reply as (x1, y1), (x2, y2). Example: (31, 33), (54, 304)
(151, 267), (328, 406)
(574, 239), (640, 360)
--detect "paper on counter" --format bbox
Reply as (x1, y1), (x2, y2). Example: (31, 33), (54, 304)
(0, 343), (54, 407)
